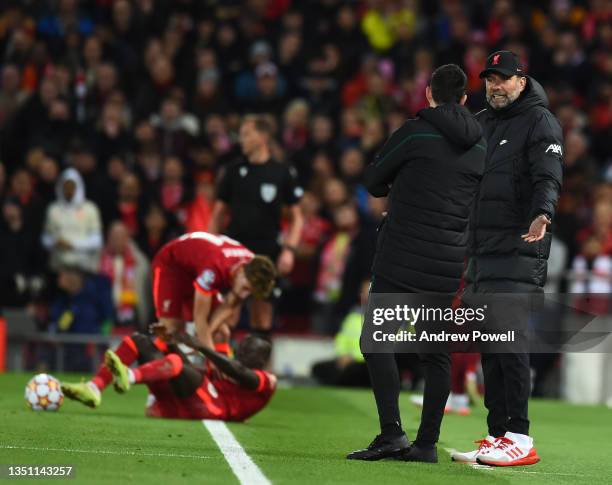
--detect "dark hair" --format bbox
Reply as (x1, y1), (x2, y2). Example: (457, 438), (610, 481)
(429, 64), (467, 104)
(244, 255), (277, 299)
(242, 115), (273, 137)
(236, 335), (272, 369)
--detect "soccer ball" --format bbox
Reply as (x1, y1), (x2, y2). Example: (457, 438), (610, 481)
(24, 374), (64, 411)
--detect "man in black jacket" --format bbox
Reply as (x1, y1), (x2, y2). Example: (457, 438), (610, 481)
(451, 51), (563, 467)
(346, 64), (486, 463)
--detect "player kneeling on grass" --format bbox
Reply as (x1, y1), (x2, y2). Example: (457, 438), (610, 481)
(62, 330), (276, 421)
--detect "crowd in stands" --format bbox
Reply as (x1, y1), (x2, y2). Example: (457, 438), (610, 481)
(0, 0), (610, 349)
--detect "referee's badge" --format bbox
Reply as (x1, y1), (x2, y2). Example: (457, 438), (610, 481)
(261, 183), (277, 202)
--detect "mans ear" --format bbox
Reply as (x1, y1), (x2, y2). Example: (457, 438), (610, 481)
(425, 85), (434, 107)
(519, 76), (527, 92)
(459, 94), (467, 106)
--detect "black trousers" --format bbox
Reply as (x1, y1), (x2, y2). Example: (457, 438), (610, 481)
(131, 333), (203, 398)
(361, 276), (451, 447)
(482, 352), (530, 436)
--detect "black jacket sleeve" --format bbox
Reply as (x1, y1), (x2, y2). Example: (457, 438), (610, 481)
(364, 122), (415, 197)
(526, 110), (564, 221)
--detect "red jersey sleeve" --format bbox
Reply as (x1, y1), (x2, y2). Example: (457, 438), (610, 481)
(253, 370), (276, 394)
(194, 267), (220, 295)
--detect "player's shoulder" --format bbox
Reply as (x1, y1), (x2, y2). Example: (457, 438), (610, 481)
(528, 106), (562, 138)
(254, 369), (277, 392)
(270, 158), (299, 178)
(222, 158), (248, 174)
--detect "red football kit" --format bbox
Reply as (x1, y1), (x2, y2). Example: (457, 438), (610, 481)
(146, 368), (276, 421)
(151, 232), (254, 321)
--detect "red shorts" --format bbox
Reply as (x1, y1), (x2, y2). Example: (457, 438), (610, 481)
(152, 251), (222, 322)
(152, 258), (195, 321)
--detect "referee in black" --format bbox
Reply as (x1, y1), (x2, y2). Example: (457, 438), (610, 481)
(209, 115), (304, 334)
(347, 65), (486, 463)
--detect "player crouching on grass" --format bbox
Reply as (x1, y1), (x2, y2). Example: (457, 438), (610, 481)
(61, 234), (276, 410)
(62, 329), (276, 421)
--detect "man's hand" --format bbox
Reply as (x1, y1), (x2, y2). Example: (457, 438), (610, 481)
(521, 214), (551, 243)
(276, 248), (295, 276)
(149, 322), (175, 343)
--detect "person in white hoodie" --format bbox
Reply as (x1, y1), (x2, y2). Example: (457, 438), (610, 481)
(42, 168), (103, 272)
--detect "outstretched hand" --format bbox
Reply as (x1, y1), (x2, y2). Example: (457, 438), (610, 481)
(521, 215), (551, 243)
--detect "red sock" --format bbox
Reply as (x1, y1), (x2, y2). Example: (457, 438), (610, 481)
(91, 335), (139, 391)
(132, 354), (183, 384)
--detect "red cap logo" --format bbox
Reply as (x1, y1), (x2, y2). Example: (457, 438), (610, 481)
(492, 54), (500, 65)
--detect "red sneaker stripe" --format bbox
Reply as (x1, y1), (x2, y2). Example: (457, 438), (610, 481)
(479, 448), (540, 467)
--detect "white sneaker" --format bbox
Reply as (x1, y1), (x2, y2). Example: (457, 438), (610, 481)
(450, 435), (496, 463)
(476, 432), (540, 466)
(449, 393), (471, 416)
(410, 394), (451, 413)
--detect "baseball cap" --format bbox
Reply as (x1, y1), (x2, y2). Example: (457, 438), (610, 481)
(479, 50), (524, 79)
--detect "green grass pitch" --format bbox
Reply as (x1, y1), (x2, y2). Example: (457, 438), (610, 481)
(1, 372), (610, 484)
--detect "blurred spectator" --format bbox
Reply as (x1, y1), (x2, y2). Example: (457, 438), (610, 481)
(235, 40), (274, 102)
(280, 191), (332, 324)
(109, 172), (146, 237)
(0, 63), (28, 129)
(571, 199), (612, 314)
(193, 66), (229, 117)
(93, 101), (134, 165)
(312, 202), (360, 335)
(48, 265), (113, 371)
(246, 62), (288, 118)
(150, 95), (199, 159)
(312, 280), (370, 387)
(282, 98), (310, 153)
(339, 147), (368, 210)
(42, 168), (102, 272)
(356, 70), (395, 120)
(361, 1), (416, 52)
(0, 197), (45, 307)
(99, 222), (151, 331)
(184, 175), (214, 233)
(9, 167), (46, 235)
(294, 114), (336, 186)
(158, 155), (192, 217)
(135, 203), (179, 261)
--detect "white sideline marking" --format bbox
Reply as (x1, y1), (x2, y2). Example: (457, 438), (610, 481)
(0, 444), (211, 460)
(203, 420), (271, 485)
(444, 448), (585, 477)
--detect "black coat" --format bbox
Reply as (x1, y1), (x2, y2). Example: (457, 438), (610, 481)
(365, 104), (486, 293)
(466, 77), (564, 293)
